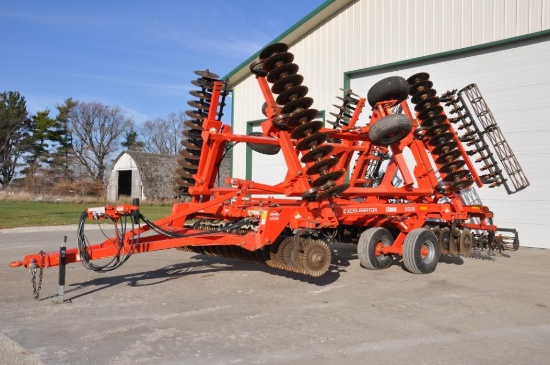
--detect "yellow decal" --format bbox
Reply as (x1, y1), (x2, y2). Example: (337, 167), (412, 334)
(260, 211), (267, 225)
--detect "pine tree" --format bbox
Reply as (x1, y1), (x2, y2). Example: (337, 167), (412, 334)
(0, 91), (30, 187)
(50, 98), (77, 182)
(121, 127), (145, 151)
(23, 109), (57, 191)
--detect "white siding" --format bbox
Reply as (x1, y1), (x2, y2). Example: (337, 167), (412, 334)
(249, 124), (286, 185)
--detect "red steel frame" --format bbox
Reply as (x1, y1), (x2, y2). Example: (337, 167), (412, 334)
(11, 75), (497, 270)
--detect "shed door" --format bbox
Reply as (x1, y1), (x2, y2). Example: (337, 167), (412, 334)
(350, 36), (550, 248)
(118, 170), (132, 198)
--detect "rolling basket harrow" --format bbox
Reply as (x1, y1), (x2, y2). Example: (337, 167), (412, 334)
(11, 42), (529, 292)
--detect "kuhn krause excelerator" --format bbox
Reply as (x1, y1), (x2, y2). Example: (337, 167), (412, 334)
(11, 42), (529, 292)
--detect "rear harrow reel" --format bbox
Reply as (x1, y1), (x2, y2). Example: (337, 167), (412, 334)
(441, 89), (504, 188)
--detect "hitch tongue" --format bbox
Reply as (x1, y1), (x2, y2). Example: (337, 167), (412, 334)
(9, 261), (23, 268)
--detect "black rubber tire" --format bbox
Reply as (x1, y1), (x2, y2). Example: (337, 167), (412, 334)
(368, 114), (412, 146)
(246, 132), (281, 155)
(403, 228), (439, 274)
(367, 76), (410, 107)
(357, 227), (394, 270)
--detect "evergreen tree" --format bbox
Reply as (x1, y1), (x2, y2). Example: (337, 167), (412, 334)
(51, 98), (77, 181)
(23, 109), (57, 190)
(26, 109), (56, 165)
(121, 127), (144, 151)
(0, 91), (30, 187)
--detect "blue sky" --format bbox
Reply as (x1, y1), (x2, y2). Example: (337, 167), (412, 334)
(0, 1), (326, 123)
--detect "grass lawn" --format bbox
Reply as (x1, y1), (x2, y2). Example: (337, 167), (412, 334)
(0, 201), (173, 229)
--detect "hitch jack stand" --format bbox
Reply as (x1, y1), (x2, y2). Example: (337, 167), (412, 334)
(54, 236), (71, 304)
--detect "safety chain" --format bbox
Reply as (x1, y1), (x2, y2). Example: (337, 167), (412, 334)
(31, 251), (45, 300)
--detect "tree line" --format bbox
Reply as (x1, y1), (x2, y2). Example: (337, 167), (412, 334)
(0, 91), (185, 196)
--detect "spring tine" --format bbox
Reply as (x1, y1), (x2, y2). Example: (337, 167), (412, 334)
(339, 87), (360, 97)
(475, 154), (494, 163)
(440, 89), (457, 99)
(480, 173), (495, 179)
(450, 106), (465, 114)
(481, 164), (497, 171)
(461, 135), (477, 142)
(336, 96), (359, 105)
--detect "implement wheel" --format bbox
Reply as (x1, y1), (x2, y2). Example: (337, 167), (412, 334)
(367, 76), (410, 107)
(358, 227), (394, 270)
(368, 114), (412, 146)
(246, 132), (281, 155)
(403, 228), (439, 274)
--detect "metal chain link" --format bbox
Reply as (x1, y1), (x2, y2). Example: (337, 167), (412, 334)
(31, 251), (45, 300)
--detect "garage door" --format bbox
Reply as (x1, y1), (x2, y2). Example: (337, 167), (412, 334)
(350, 35), (550, 248)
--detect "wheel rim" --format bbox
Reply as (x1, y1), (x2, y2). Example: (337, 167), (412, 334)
(421, 240), (436, 263)
(375, 241), (389, 259)
(382, 130), (405, 144)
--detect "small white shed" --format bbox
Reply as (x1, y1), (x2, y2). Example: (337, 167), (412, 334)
(106, 151), (178, 201)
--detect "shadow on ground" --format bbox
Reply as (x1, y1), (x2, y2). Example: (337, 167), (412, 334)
(39, 242), (512, 302)
(41, 245), (356, 301)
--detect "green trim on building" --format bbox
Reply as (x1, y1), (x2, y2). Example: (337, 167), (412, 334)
(344, 29), (550, 85)
(245, 119), (264, 180)
(229, 89), (234, 178)
(223, 0), (336, 84)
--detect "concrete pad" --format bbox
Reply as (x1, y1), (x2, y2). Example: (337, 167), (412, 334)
(1, 227), (550, 364)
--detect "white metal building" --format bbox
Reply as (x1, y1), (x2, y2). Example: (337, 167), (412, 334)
(224, 0), (550, 248)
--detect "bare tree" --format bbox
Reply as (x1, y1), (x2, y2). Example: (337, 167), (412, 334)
(140, 111), (185, 155)
(68, 101), (133, 183)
